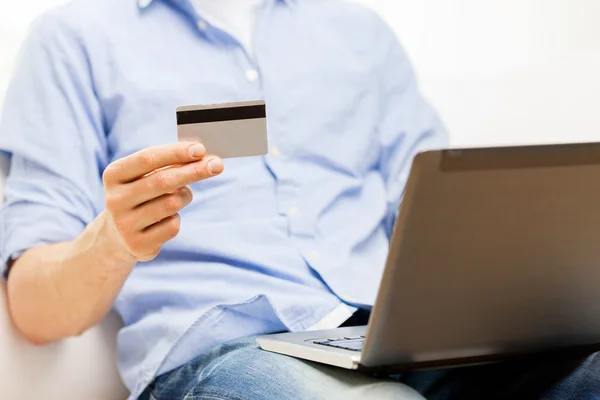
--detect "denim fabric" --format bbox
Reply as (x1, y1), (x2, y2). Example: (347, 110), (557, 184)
(402, 352), (600, 400)
(142, 337), (600, 400)
(142, 337), (424, 400)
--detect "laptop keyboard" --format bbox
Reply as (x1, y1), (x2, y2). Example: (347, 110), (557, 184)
(313, 336), (365, 352)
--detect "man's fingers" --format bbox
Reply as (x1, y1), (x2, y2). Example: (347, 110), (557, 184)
(103, 142), (206, 184)
(135, 214), (182, 261)
(125, 156), (223, 206)
(132, 186), (193, 231)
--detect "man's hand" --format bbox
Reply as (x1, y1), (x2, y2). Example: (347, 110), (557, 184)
(102, 142), (223, 262)
(6, 142), (223, 344)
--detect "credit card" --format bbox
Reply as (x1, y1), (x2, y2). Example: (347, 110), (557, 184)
(176, 100), (268, 159)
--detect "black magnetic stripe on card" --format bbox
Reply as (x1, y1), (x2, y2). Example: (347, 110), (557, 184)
(177, 104), (266, 125)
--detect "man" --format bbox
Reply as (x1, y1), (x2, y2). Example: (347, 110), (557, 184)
(0, 0), (598, 399)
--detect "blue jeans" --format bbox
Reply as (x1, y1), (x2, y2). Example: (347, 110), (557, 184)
(141, 337), (600, 400)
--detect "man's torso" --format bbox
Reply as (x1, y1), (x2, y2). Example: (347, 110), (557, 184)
(0, 0), (445, 397)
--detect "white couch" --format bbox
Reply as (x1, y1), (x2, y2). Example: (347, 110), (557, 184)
(0, 156), (129, 400)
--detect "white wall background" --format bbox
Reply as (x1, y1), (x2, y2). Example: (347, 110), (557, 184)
(375, 0), (600, 147)
(2, 0), (600, 148)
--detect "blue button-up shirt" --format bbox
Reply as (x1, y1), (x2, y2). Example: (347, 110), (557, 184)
(0, 0), (447, 397)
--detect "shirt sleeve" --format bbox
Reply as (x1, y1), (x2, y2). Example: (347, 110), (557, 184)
(0, 11), (108, 277)
(375, 23), (449, 236)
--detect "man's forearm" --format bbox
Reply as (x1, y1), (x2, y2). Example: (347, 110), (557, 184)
(6, 143), (218, 344)
(6, 211), (135, 344)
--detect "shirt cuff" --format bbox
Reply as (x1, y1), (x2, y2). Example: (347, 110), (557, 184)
(0, 202), (86, 278)
(306, 303), (357, 331)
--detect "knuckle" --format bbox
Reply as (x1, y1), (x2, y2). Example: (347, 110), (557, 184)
(102, 164), (120, 184)
(193, 163), (207, 179)
(153, 171), (173, 191)
(163, 195), (182, 213)
(181, 186), (193, 204)
(175, 145), (189, 161)
(138, 150), (156, 168)
(165, 215), (181, 238)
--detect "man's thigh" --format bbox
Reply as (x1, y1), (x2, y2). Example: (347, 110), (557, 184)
(146, 338), (424, 400)
(402, 352), (600, 400)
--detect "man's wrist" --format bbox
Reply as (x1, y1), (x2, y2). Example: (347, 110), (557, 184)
(77, 210), (137, 270)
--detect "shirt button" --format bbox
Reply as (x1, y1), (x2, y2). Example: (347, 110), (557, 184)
(343, 294), (355, 302)
(271, 146), (281, 157)
(288, 206), (300, 215)
(308, 251), (321, 261)
(245, 70), (259, 82)
(197, 20), (208, 31)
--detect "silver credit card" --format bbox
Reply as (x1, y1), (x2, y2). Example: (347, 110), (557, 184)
(177, 100), (268, 159)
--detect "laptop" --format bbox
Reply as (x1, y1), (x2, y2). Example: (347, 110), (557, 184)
(257, 142), (600, 372)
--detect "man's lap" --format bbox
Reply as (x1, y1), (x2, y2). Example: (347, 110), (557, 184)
(142, 337), (600, 400)
(143, 337), (423, 400)
(402, 352), (600, 399)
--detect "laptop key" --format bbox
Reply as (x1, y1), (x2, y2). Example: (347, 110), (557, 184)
(313, 336), (365, 352)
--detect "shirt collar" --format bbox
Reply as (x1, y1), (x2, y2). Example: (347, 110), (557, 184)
(137, 0), (295, 11)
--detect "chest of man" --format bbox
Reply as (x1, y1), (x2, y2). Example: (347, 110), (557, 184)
(90, 2), (384, 184)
